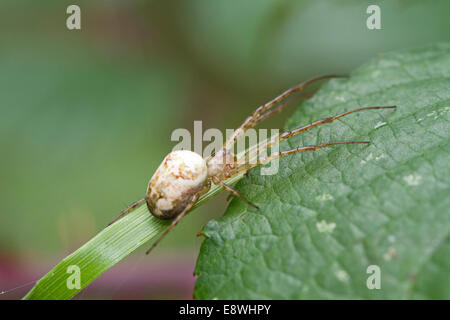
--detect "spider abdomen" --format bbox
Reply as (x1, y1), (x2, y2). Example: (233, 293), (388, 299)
(146, 150), (208, 219)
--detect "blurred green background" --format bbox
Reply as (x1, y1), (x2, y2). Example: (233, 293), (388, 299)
(0, 0), (449, 299)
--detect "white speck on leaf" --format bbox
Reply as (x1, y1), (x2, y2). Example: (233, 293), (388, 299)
(360, 152), (384, 164)
(388, 235), (396, 243)
(335, 270), (350, 282)
(426, 107), (450, 120)
(360, 153), (373, 164)
(374, 121), (387, 129)
(316, 220), (336, 233)
(403, 174), (422, 186)
(383, 247), (397, 261)
(315, 193), (334, 202)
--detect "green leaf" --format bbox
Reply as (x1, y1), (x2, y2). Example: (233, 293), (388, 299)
(194, 43), (450, 299)
(23, 174), (244, 300)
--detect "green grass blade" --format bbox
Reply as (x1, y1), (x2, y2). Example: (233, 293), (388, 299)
(23, 173), (244, 300)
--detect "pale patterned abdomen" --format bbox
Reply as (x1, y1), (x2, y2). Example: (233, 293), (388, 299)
(146, 150), (208, 219)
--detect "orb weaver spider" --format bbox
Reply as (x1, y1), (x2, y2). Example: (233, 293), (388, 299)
(108, 74), (395, 254)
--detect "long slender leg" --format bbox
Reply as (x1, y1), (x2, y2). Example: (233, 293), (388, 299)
(222, 74), (346, 151)
(278, 106), (396, 141)
(212, 176), (259, 209)
(108, 198), (146, 226)
(231, 141), (370, 177)
(240, 106), (396, 165)
(145, 193), (200, 255)
(251, 94), (296, 127)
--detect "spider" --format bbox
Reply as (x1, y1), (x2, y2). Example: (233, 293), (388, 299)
(108, 74), (395, 254)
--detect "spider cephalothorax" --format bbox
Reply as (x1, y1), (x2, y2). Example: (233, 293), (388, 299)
(206, 148), (237, 180)
(108, 74), (396, 254)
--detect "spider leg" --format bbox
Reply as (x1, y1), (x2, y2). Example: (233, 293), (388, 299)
(212, 176), (259, 209)
(239, 105), (396, 167)
(231, 141), (370, 177)
(276, 106), (396, 142)
(145, 192), (200, 255)
(250, 95), (294, 127)
(222, 74), (346, 151)
(107, 198), (146, 226)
